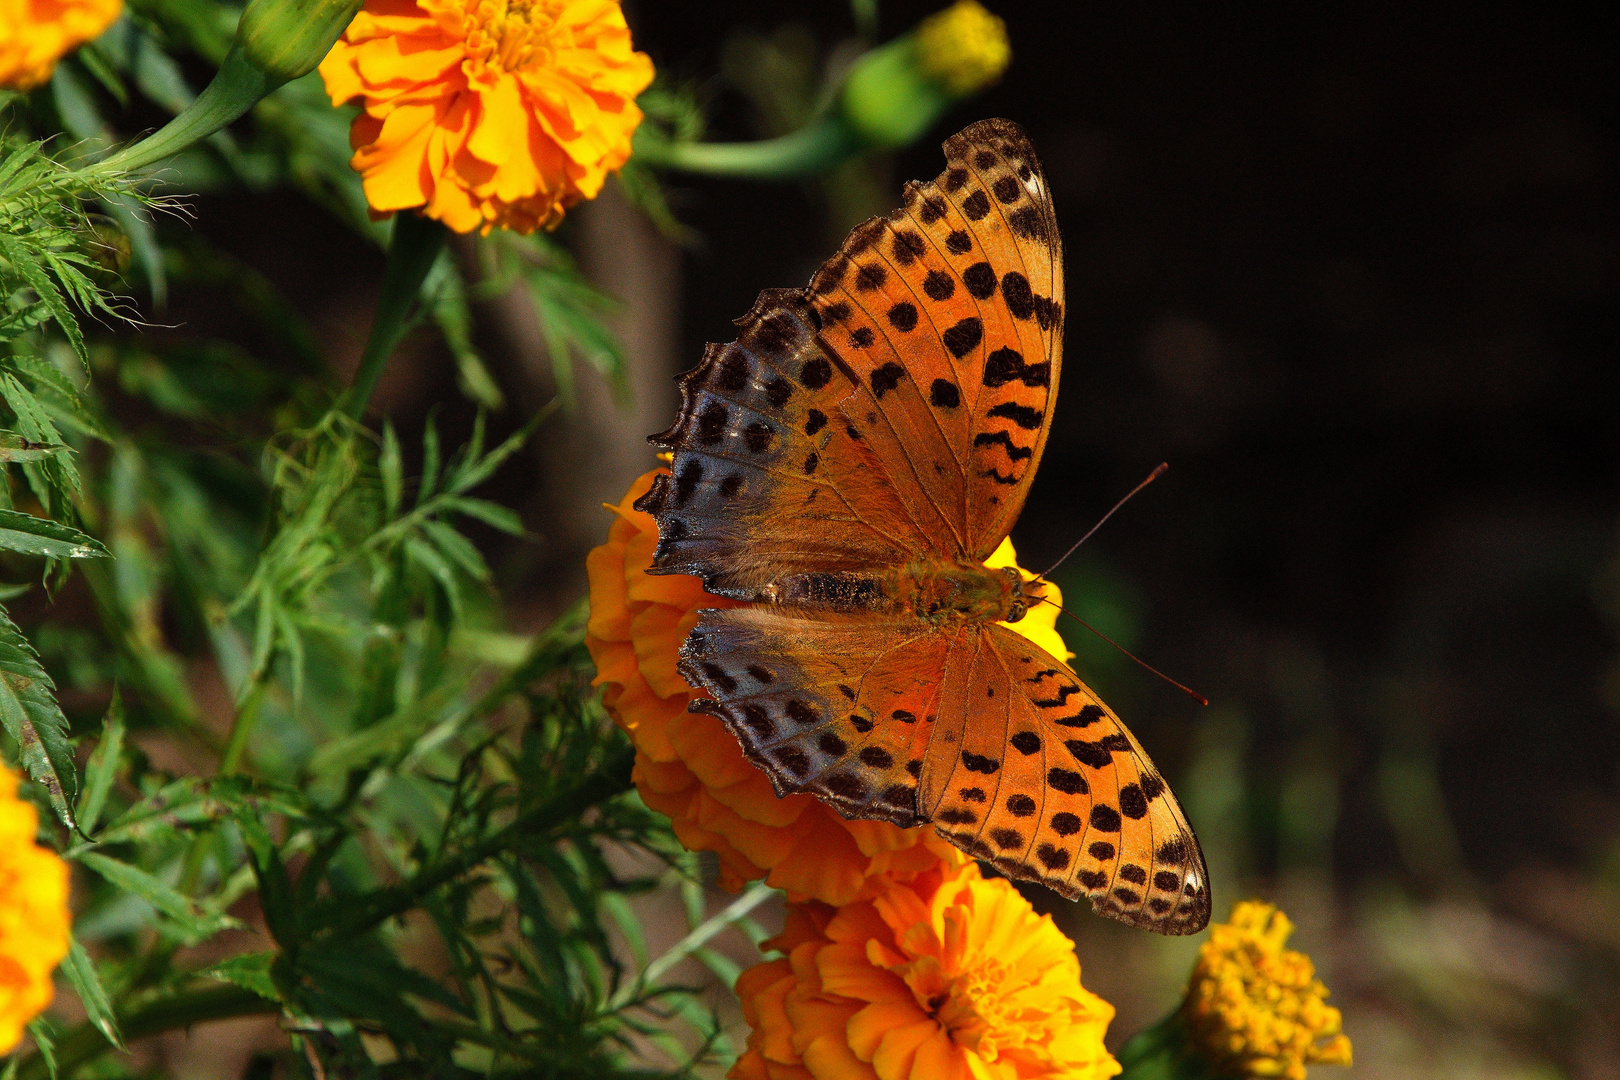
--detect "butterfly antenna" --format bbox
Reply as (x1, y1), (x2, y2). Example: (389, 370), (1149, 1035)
(1039, 462), (1169, 580)
(1031, 593), (1209, 706)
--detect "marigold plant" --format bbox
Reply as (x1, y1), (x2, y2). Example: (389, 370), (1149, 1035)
(319, 0), (654, 233)
(730, 856), (1120, 1080)
(585, 467), (1073, 906)
(0, 0), (121, 89)
(1180, 901), (1352, 1080)
(0, 765), (71, 1053)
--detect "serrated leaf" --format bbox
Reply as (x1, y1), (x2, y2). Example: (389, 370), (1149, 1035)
(0, 432), (67, 463)
(0, 605), (79, 830)
(76, 689), (123, 835)
(0, 508), (110, 559)
(78, 851), (240, 939)
(0, 232), (87, 365)
(62, 934), (123, 1049)
(204, 952), (281, 1002)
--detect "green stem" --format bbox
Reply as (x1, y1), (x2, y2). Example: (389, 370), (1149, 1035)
(339, 212), (448, 420)
(632, 116), (860, 180)
(1117, 1010), (1218, 1080)
(217, 674), (270, 776)
(95, 47), (274, 175)
(17, 986), (275, 1080)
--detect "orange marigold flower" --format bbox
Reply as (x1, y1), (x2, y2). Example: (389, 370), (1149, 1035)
(730, 857), (1120, 1080)
(584, 467), (1072, 907)
(0, 765), (72, 1053)
(318, 0), (653, 234)
(0, 0), (121, 90)
(1180, 901), (1352, 1080)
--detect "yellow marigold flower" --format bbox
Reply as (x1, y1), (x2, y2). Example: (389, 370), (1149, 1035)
(0, 765), (72, 1053)
(1181, 901), (1352, 1080)
(318, 0), (654, 234)
(0, 0), (121, 90)
(730, 857), (1120, 1080)
(584, 468), (1072, 906)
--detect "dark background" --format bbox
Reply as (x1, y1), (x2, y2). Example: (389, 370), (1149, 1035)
(174, 2), (1620, 1075)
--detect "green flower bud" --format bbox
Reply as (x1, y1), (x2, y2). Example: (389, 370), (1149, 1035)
(98, 0), (361, 174)
(840, 0), (1010, 150)
(237, 0), (365, 87)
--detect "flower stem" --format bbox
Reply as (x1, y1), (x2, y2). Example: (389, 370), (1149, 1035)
(632, 116), (860, 180)
(1116, 1010), (1217, 1080)
(95, 47), (274, 175)
(340, 212), (448, 419)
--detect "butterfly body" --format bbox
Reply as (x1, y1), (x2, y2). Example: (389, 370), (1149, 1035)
(636, 119), (1211, 934)
(756, 560), (1031, 624)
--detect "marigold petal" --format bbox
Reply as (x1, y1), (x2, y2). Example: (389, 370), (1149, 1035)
(847, 1002), (930, 1060)
(801, 1032), (881, 1080)
(817, 943), (912, 1004)
(909, 1030), (972, 1080)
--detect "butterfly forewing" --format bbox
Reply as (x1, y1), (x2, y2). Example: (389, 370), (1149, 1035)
(636, 290), (941, 599)
(807, 118), (1064, 560)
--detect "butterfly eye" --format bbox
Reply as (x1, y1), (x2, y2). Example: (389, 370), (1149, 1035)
(1006, 600), (1028, 623)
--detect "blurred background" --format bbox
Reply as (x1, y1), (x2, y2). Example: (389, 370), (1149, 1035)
(33, 1), (1620, 1076)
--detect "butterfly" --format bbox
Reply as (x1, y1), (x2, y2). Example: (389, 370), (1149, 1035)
(634, 119), (1209, 934)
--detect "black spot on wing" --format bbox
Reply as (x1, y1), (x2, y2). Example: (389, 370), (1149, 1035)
(962, 262), (997, 300)
(972, 430), (1033, 461)
(870, 362), (904, 398)
(942, 318), (983, 359)
(987, 401), (1042, 429)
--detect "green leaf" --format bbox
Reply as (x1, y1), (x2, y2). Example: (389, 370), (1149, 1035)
(78, 851), (241, 939)
(25, 1016), (56, 1079)
(204, 952), (281, 1003)
(405, 536), (460, 619)
(61, 934), (123, 1049)
(76, 689), (124, 835)
(380, 421), (402, 520)
(0, 605), (79, 830)
(0, 432), (68, 463)
(0, 508), (110, 560)
(447, 408), (546, 495)
(0, 231), (87, 365)
(442, 495), (523, 535)
(421, 519), (489, 583)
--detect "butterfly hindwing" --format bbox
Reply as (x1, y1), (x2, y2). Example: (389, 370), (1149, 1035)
(921, 624), (1210, 934)
(678, 606), (952, 827)
(807, 118), (1064, 560)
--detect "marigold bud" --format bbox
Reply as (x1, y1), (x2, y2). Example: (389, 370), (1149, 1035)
(840, 0), (1010, 150)
(237, 0), (364, 87)
(917, 0), (1011, 95)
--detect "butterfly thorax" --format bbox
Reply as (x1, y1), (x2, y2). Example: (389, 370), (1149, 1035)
(757, 560), (1031, 625)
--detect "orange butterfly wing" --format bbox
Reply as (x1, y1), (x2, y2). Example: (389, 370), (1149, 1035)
(638, 119), (1210, 934)
(923, 623), (1210, 932)
(805, 117), (1064, 558)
